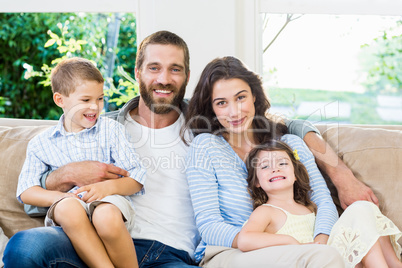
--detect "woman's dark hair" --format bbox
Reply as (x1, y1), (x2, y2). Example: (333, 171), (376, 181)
(182, 56), (287, 144)
(246, 140), (316, 212)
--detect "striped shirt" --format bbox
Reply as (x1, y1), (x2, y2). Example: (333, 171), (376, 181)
(186, 133), (338, 262)
(17, 115), (146, 203)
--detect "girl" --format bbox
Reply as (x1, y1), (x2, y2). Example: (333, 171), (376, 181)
(240, 140), (402, 268)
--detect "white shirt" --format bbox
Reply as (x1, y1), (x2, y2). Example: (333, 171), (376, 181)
(124, 112), (200, 259)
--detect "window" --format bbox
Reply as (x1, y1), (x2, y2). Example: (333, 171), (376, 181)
(0, 12), (136, 119)
(259, 0), (402, 125)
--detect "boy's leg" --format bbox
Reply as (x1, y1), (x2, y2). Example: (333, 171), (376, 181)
(53, 197), (114, 268)
(3, 226), (87, 268)
(92, 202), (138, 268)
(201, 244), (344, 268)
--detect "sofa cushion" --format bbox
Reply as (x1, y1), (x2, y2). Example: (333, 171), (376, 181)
(0, 125), (51, 238)
(321, 125), (402, 243)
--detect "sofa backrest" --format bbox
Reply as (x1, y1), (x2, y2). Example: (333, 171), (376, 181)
(317, 123), (402, 246)
(0, 120), (401, 245)
(0, 124), (55, 237)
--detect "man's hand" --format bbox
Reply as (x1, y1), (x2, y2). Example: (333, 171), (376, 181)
(336, 176), (378, 210)
(46, 161), (129, 192)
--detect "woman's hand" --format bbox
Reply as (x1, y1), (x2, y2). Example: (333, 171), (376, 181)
(314, 234), (329, 245)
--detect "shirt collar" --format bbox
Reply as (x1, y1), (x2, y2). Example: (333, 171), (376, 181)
(49, 114), (101, 137)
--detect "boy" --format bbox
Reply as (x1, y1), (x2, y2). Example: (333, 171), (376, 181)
(16, 57), (145, 268)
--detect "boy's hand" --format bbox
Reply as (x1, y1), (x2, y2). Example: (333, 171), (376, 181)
(46, 161), (129, 192)
(74, 180), (114, 203)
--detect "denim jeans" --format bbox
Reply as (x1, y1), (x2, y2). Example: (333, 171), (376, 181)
(3, 227), (198, 268)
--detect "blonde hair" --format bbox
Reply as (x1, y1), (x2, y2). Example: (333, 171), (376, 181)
(51, 57), (104, 96)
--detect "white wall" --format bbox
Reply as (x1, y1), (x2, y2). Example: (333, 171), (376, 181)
(136, 0), (258, 98)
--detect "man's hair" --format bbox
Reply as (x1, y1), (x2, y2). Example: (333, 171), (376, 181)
(136, 30), (190, 78)
(51, 57), (104, 96)
(246, 139), (316, 212)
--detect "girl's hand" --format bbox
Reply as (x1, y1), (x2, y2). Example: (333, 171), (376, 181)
(74, 181), (113, 203)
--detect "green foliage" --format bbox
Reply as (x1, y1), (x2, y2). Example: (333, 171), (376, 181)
(23, 22), (90, 90)
(360, 20), (402, 95)
(1, 13), (68, 119)
(0, 13), (138, 119)
(104, 66), (139, 108)
(0, 97), (10, 115)
(115, 14), (137, 79)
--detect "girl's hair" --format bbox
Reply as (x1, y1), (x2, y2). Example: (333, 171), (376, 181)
(182, 56), (287, 144)
(246, 140), (316, 212)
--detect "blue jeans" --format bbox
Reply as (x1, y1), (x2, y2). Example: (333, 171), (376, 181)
(3, 227), (198, 268)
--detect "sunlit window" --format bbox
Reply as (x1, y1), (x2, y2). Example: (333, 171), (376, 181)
(262, 14), (402, 125)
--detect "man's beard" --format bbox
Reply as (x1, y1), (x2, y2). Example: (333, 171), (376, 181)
(139, 79), (186, 114)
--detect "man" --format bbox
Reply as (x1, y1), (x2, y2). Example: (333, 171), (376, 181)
(4, 30), (377, 267)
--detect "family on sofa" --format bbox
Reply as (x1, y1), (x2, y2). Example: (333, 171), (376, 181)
(2, 30), (401, 267)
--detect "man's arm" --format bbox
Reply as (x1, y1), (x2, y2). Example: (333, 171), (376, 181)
(44, 161), (130, 191)
(303, 132), (379, 209)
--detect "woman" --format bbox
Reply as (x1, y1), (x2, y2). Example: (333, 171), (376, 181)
(183, 56), (342, 267)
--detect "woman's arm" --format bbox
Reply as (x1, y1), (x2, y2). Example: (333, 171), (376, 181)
(282, 134), (338, 238)
(186, 135), (242, 248)
(286, 119), (379, 209)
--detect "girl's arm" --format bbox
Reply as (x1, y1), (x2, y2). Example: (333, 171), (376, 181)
(75, 177), (143, 203)
(238, 206), (300, 252)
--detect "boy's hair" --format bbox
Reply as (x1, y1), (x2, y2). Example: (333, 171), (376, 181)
(246, 140), (317, 212)
(51, 57), (104, 96)
(136, 30), (190, 79)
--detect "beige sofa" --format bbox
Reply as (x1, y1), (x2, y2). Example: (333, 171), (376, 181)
(0, 118), (401, 257)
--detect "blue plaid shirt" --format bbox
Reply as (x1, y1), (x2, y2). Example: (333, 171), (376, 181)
(17, 115), (146, 203)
